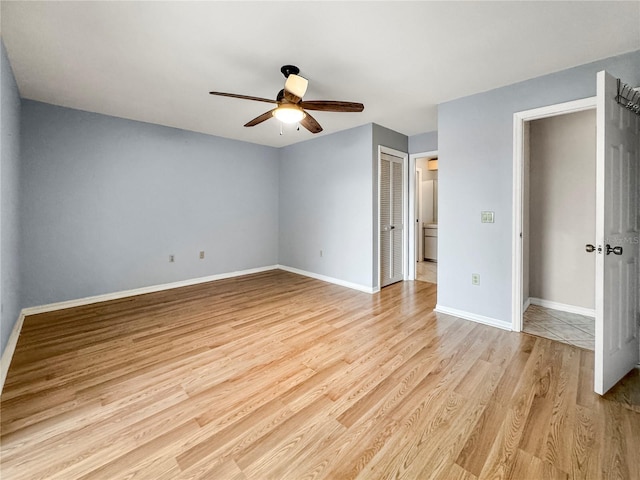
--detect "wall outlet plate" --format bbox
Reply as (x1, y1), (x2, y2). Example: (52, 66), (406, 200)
(481, 211), (495, 223)
(471, 273), (480, 285)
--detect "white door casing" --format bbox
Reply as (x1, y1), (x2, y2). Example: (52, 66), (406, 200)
(594, 71), (640, 395)
(379, 148), (407, 288)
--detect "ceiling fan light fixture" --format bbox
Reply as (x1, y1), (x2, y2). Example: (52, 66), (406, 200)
(273, 104), (306, 124)
(284, 74), (309, 98)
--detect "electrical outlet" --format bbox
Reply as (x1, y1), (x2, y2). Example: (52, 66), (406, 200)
(169, 254), (175, 263)
(199, 251), (205, 259)
(471, 273), (480, 285)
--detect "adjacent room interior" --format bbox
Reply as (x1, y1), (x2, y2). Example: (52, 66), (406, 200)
(1, 2), (639, 479)
(415, 152), (439, 284)
(522, 109), (597, 350)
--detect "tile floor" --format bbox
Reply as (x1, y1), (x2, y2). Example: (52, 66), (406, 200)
(523, 304), (595, 350)
(416, 260), (437, 284)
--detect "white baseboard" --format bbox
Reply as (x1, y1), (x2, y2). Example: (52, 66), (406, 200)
(523, 297), (532, 311)
(0, 311), (26, 394)
(277, 265), (376, 294)
(528, 297), (595, 318)
(21, 265), (279, 316)
(434, 304), (512, 331)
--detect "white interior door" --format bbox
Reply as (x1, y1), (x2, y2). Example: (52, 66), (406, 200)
(380, 151), (405, 287)
(594, 70), (640, 395)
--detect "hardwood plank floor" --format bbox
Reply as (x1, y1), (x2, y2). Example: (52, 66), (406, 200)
(1, 270), (638, 479)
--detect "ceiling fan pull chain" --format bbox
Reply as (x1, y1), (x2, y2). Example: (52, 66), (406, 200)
(279, 122), (283, 136)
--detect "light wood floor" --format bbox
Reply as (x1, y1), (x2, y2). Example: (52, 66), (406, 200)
(416, 261), (437, 284)
(1, 270), (638, 479)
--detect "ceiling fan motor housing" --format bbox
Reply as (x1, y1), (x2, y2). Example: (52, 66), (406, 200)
(280, 65), (300, 78)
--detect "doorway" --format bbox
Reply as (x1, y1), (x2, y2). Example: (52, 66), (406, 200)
(417, 154), (438, 283)
(512, 97), (597, 335)
(522, 109), (597, 350)
(408, 150), (438, 283)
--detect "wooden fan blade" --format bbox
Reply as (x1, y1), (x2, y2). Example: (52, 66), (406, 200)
(300, 111), (323, 134)
(299, 100), (364, 112)
(209, 91), (277, 104)
(244, 109), (276, 127)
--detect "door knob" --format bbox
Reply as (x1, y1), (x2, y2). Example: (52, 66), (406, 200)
(585, 244), (595, 253)
(605, 244), (623, 255)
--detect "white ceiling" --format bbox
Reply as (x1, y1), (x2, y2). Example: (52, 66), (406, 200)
(2, 1), (639, 148)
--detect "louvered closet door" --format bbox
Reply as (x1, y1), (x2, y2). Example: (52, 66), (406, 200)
(380, 152), (405, 287)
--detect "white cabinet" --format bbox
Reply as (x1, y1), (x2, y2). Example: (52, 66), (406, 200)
(424, 226), (438, 261)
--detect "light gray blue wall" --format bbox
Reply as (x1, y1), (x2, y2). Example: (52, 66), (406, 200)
(437, 50), (640, 324)
(372, 124), (409, 155)
(20, 101), (280, 307)
(409, 131), (438, 154)
(1, 41), (22, 356)
(372, 124), (408, 288)
(279, 124), (374, 288)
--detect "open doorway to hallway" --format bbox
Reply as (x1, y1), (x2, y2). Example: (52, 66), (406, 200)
(414, 152), (438, 284)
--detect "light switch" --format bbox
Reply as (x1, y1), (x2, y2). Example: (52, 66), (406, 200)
(481, 211), (495, 223)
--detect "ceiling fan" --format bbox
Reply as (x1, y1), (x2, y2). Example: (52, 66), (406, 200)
(209, 65), (364, 134)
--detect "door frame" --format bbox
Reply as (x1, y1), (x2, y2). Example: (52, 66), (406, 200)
(511, 97), (596, 331)
(378, 146), (408, 288)
(408, 150), (438, 280)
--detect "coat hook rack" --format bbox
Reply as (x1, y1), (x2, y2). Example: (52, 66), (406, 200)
(616, 78), (640, 116)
